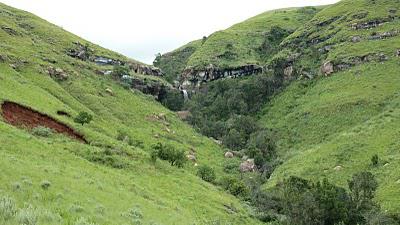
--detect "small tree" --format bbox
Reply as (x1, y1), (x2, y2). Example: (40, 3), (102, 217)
(197, 165), (216, 183)
(74, 112), (93, 126)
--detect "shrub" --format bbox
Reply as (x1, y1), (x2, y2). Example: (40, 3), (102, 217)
(0, 196), (17, 220)
(74, 112), (93, 126)
(152, 143), (186, 168)
(223, 161), (239, 174)
(197, 165), (216, 183)
(124, 206), (143, 225)
(32, 126), (53, 137)
(220, 177), (248, 197)
(17, 205), (37, 225)
(160, 89), (184, 111)
(40, 180), (51, 190)
(371, 154), (379, 166)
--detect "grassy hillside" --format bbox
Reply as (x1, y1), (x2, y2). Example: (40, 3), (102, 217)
(0, 3), (261, 225)
(261, 0), (400, 213)
(155, 6), (325, 83)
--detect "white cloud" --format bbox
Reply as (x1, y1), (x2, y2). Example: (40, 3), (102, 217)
(1, 0), (339, 63)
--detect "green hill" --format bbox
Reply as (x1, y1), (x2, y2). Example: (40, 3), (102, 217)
(155, 6), (324, 84)
(0, 3), (261, 225)
(261, 0), (400, 213)
(156, 0), (400, 222)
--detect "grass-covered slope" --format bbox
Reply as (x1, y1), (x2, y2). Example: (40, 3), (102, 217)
(155, 6), (324, 83)
(0, 3), (260, 224)
(261, 0), (400, 213)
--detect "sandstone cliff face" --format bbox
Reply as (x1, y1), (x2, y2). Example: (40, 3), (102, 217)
(180, 64), (263, 89)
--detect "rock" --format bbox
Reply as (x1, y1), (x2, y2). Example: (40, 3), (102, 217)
(105, 88), (114, 96)
(351, 18), (392, 30)
(378, 53), (388, 62)
(176, 111), (191, 120)
(283, 66), (294, 78)
(181, 64), (262, 89)
(240, 159), (255, 173)
(383, 163), (390, 167)
(396, 49), (400, 57)
(67, 42), (93, 61)
(351, 36), (362, 43)
(47, 66), (69, 81)
(224, 152), (234, 158)
(0, 54), (5, 62)
(128, 61), (163, 76)
(1, 26), (18, 35)
(334, 165), (343, 171)
(321, 61), (334, 75)
(187, 154), (196, 162)
(93, 56), (122, 66)
(9, 64), (17, 70)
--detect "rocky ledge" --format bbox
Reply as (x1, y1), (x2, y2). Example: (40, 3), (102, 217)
(181, 64), (262, 88)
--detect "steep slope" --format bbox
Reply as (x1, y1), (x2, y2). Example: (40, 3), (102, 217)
(156, 6), (324, 87)
(261, 0), (400, 213)
(0, 3), (260, 225)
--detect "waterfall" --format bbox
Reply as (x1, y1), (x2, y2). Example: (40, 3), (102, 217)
(182, 89), (189, 101)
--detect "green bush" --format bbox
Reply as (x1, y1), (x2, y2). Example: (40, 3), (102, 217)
(40, 180), (51, 190)
(152, 143), (186, 168)
(160, 89), (184, 111)
(112, 65), (131, 78)
(371, 154), (379, 166)
(74, 112), (93, 126)
(197, 165), (216, 183)
(220, 176), (248, 197)
(32, 126), (53, 137)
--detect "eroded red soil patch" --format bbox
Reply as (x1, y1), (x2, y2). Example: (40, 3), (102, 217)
(1, 101), (87, 143)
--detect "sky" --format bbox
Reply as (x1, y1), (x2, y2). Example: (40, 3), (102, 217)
(1, 0), (339, 64)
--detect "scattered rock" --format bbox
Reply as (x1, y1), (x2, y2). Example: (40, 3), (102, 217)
(224, 151), (234, 158)
(351, 36), (362, 43)
(47, 66), (69, 81)
(105, 88), (114, 96)
(334, 165), (343, 171)
(368, 30), (399, 40)
(321, 61), (334, 75)
(318, 45), (333, 53)
(240, 159), (255, 173)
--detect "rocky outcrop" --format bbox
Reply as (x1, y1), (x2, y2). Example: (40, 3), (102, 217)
(240, 159), (255, 173)
(128, 62), (163, 77)
(368, 30), (399, 40)
(121, 75), (169, 100)
(181, 64), (262, 88)
(67, 42), (93, 61)
(1, 26), (18, 36)
(351, 18), (394, 30)
(321, 53), (389, 75)
(47, 66), (69, 81)
(321, 61), (334, 76)
(93, 56), (122, 66)
(224, 152), (234, 158)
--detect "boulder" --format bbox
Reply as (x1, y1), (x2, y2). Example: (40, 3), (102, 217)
(334, 165), (343, 171)
(240, 159), (255, 173)
(187, 154), (196, 162)
(105, 88), (114, 96)
(47, 67), (69, 81)
(396, 49), (400, 57)
(283, 66), (294, 78)
(321, 61), (334, 75)
(351, 36), (362, 43)
(224, 151), (234, 158)
(176, 111), (190, 120)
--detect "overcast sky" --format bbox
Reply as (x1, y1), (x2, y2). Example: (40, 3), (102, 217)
(1, 0), (339, 64)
